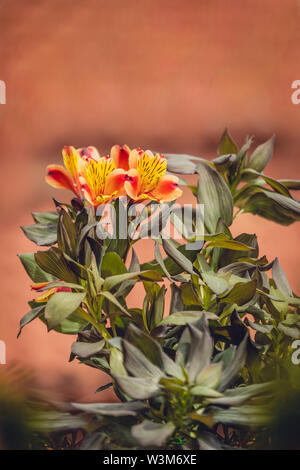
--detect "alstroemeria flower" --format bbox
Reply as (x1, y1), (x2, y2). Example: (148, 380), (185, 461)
(124, 150), (183, 203)
(110, 144), (131, 170)
(80, 157), (127, 207)
(46, 146), (85, 197)
(31, 282), (72, 303)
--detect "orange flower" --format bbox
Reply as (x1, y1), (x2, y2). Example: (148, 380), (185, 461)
(124, 150), (182, 203)
(80, 157), (127, 207)
(45, 144), (182, 207)
(31, 282), (72, 303)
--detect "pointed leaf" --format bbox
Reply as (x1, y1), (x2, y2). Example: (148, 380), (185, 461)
(18, 253), (55, 282)
(45, 292), (86, 329)
(217, 129), (238, 155)
(113, 375), (160, 400)
(131, 420), (175, 447)
(248, 135), (275, 172)
(272, 257), (292, 297)
(21, 223), (57, 246)
(196, 162), (233, 232)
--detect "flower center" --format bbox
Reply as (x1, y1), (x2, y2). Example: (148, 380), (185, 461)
(85, 157), (116, 198)
(137, 153), (167, 191)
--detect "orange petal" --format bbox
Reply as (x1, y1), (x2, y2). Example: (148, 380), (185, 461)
(105, 168), (128, 197)
(150, 175), (183, 202)
(111, 144), (131, 170)
(31, 282), (50, 291)
(45, 164), (78, 195)
(124, 169), (141, 200)
(128, 148), (143, 169)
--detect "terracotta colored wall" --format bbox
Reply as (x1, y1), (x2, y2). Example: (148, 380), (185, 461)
(0, 0), (299, 400)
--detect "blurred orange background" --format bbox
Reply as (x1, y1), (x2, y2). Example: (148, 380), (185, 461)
(0, 0), (299, 401)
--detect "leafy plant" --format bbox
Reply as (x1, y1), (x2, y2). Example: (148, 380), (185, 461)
(18, 135), (300, 449)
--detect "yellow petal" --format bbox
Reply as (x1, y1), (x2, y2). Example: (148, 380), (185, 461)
(84, 157), (116, 205)
(137, 152), (167, 192)
(62, 146), (80, 180)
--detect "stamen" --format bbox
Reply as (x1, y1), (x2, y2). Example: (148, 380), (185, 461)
(85, 157), (116, 199)
(137, 153), (167, 190)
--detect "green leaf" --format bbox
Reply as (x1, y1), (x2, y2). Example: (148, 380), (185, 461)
(131, 420), (175, 447)
(202, 272), (229, 295)
(207, 240), (253, 251)
(217, 128), (238, 155)
(32, 211), (59, 224)
(71, 340), (105, 359)
(219, 280), (257, 306)
(45, 292), (86, 329)
(213, 347), (236, 369)
(114, 248), (140, 297)
(208, 382), (274, 406)
(57, 208), (77, 257)
(48, 316), (87, 334)
(125, 323), (164, 368)
(213, 154), (237, 173)
(162, 238), (195, 275)
(272, 257), (292, 297)
(242, 168), (291, 197)
(72, 401), (147, 417)
(34, 411), (87, 433)
(94, 382), (113, 394)
(219, 334), (248, 392)
(17, 305), (45, 337)
(124, 323), (183, 380)
(101, 252), (127, 277)
(113, 375), (160, 400)
(195, 362), (223, 388)
(110, 347), (127, 376)
(18, 253), (55, 282)
(245, 318), (273, 334)
(278, 179), (300, 190)
(100, 291), (131, 316)
(154, 241), (172, 281)
(218, 233), (258, 268)
(164, 153), (198, 174)
(190, 386), (223, 398)
(244, 190), (300, 225)
(122, 339), (162, 379)
(21, 223), (57, 246)
(196, 161), (234, 233)
(141, 243), (199, 276)
(35, 247), (78, 283)
(247, 135), (275, 172)
(103, 271), (141, 291)
(186, 323), (213, 381)
(278, 323), (300, 339)
(159, 310), (218, 326)
(212, 405), (272, 427)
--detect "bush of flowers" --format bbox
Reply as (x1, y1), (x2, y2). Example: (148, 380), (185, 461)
(18, 130), (300, 449)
